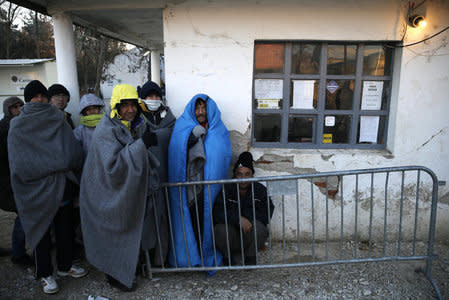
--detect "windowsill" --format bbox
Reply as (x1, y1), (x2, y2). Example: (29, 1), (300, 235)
(250, 147), (394, 159)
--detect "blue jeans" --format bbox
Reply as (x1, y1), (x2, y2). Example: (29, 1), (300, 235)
(12, 216), (26, 258)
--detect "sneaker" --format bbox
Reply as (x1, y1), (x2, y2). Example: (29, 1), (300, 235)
(57, 265), (88, 278)
(41, 276), (59, 294)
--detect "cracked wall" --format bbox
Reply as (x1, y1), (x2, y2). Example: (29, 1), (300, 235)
(163, 0), (449, 242)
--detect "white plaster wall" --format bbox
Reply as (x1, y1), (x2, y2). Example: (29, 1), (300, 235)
(163, 0), (449, 241)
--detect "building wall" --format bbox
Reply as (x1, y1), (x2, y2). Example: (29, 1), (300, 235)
(0, 61), (57, 118)
(100, 49), (149, 112)
(163, 0), (449, 241)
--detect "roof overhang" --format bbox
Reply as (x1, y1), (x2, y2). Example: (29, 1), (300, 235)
(8, 0), (183, 51)
(0, 58), (55, 66)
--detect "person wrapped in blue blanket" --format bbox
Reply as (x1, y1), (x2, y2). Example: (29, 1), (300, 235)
(168, 94), (232, 268)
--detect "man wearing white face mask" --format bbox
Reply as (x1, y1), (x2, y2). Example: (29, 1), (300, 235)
(137, 81), (176, 267)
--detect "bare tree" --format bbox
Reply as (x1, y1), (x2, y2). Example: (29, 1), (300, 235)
(94, 35), (106, 95)
(75, 27), (126, 96)
(20, 11), (54, 58)
(34, 11), (39, 58)
(0, 1), (21, 58)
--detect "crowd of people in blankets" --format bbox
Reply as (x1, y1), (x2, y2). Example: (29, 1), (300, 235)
(0, 79), (274, 294)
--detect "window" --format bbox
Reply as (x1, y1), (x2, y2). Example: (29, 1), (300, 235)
(252, 41), (394, 149)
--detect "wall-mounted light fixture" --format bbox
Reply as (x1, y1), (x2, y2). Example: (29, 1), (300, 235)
(409, 15), (427, 28)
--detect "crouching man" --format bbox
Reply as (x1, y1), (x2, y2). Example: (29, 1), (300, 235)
(213, 152), (274, 265)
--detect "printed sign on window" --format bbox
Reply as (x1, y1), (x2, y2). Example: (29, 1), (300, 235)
(325, 116), (335, 127)
(361, 81), (383, 110)
(254, 79), (283, 100)
(359, 116), (380, 143)
(257, 99), (280, 109)
(292, 80), (315, 109)
(323, 133), (333, 144)
(327, 80), (339, 94)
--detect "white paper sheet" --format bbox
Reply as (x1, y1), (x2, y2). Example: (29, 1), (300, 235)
(361, 81), (383, 110)
(325, 116), (335, 127)
(359, 116), (380, 143)
(254, 79), (283, 99)
(292, 80), (315, 109)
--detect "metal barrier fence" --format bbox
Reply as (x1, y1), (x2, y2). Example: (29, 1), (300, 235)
(143, 166), (442, 299)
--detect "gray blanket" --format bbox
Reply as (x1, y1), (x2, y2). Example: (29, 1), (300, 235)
(8, 102), (83, 251)
(80, 116), (158, 288)
(141, 108), (175, 266)
(144, 107), (176, 183)
(186, 135), (206, 207)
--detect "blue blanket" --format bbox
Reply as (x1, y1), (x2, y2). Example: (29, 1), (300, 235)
(168, 94), (232, 268)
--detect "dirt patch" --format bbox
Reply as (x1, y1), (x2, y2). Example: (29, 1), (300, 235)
(1, 210), (448, 299)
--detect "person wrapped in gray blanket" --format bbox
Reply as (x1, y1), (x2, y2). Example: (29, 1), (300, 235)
(8, 80), (88, 295)
(80, 84), (159, 292)
(138, 81), (176, 267)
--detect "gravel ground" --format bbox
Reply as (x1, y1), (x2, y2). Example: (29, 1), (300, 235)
(1, 210), (448, 299)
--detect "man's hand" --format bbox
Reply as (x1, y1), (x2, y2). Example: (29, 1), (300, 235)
(192, 125), (206, 138)
(240, 217), (252, 234)
(142, 126), (158, 148)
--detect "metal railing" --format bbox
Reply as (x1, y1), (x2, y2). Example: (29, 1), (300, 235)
(142, 166), (442, 299)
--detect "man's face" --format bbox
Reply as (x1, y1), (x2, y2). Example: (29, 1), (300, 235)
(235, 166), (254, 190)
(30, 93), (49, 104)
(50, 94), (69, 110)
(9, 102), (23, 117)
(84, 105), (101, 116)
(195, 101), (207, 124)
(145, 94), (162, 101)
(119, 100), (138, 121)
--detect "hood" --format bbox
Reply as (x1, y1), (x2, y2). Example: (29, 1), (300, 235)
(79, 93), (105, 114)
(184, 94), (222, 129)
(110, 84), (141, 119)
(2, 96), (24, 117)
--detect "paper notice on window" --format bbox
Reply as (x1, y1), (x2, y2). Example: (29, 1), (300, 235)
(323, 133), (333, 144)
(292, 80), (315, 109)
(254, 79), (283, 100)
(257, 99), (279, 109)
(325, 116), (335, 127)
(359, 116), (379, 143)
(361, 81), (383, 110)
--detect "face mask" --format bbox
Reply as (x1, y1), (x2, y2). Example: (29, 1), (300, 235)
(144, 100), (162, 111)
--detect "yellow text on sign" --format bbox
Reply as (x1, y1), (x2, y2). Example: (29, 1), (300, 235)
(322, 133), (333, 144)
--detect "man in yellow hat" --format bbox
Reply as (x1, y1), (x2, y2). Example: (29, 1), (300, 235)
(80, 84), (159, 291)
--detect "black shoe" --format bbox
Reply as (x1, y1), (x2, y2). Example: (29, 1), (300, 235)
(106, 275), (136, 292)
(245, 256), (257, 265)
(11, 254), (34, 267)
(231, 254), (243, 266)
(221, 257), (231, 266)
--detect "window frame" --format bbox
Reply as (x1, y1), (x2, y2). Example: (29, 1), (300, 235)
(251, 41), (395, 149)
